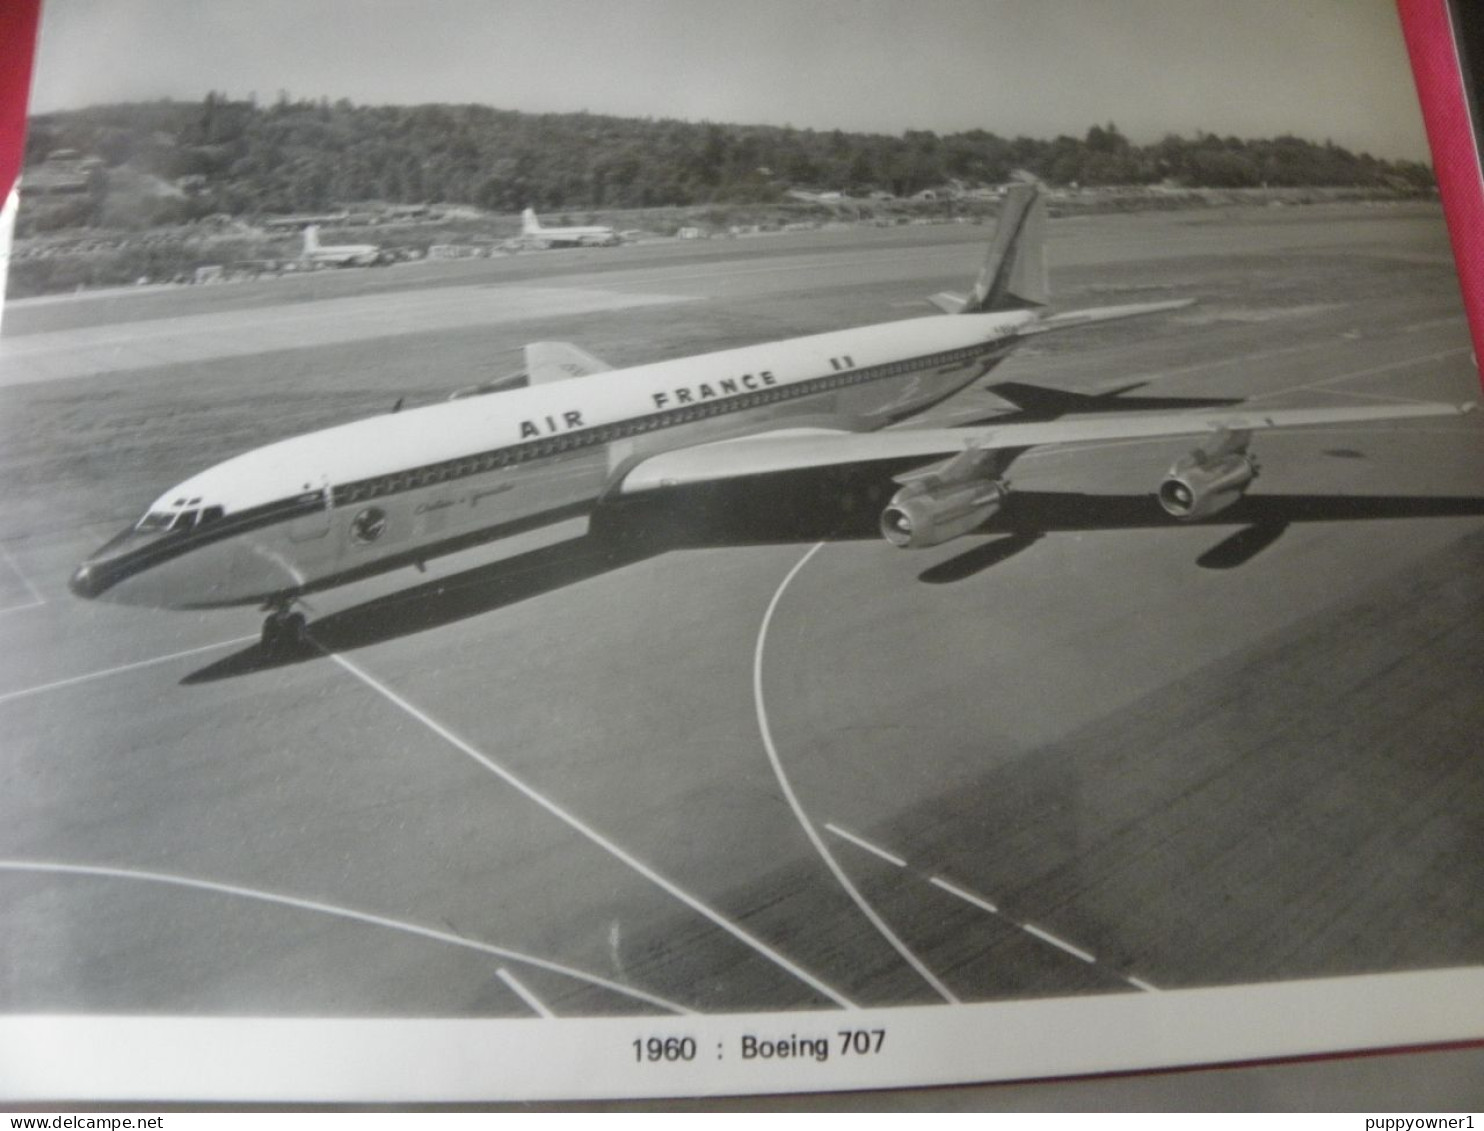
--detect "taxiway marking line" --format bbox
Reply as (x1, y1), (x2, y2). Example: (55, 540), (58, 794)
(0, 860), (691, 1015)
(1308, 386), (1446, 406)
(604, 247), (967, 292)
(0, 284), (693, 354)
(1078, 335), (1468, 397)
(497, 967), (555, 1018)
(927, 875), (999, 915)
(1, 550), (47, 608)
(0, 598), (45, 617)
(0, 636), (257, 706)
(1019, 345), (1477, 470)
(753, 543), (959, 1004)
(1127, 976), (1160, 993)
(1021, 423), (1484, 468)
(824, 823), (907, 867)
(321, 647), (856, 1010)
(1238, 347), (1471, 406)
(1397, 317), (1471, 335)
(1020, 922), (1098, 965)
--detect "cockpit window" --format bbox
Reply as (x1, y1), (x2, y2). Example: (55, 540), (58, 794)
(136, 511), (173, 533)
(136, 498), (223, 535)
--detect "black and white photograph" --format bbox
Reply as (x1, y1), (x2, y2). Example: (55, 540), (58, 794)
(2, 0), (1482, 1104)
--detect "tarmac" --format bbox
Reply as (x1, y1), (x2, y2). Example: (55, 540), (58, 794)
(1, 202), (1481, 1018)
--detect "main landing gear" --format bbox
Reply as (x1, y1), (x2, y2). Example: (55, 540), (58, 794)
(260, 601), (310, 654)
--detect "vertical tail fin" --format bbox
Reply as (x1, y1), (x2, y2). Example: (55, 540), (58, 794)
(521, 208), (541, 235)
(963, 183), (1048, 313)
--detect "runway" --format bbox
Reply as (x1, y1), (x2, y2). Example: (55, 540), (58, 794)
(2, 202), (1482, 1017)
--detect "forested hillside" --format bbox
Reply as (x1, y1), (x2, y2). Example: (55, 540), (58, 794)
(22, 94), (1434, 229)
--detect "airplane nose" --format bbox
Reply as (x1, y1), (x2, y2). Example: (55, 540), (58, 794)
(69, 562), (101, 599)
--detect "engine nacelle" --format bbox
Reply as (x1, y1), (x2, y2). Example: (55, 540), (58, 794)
(1158, 450), (1257, 520)
(880, 477), (1008, 548)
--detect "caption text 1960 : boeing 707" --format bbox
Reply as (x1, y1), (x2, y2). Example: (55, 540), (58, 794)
(68, 186), (1473, 650)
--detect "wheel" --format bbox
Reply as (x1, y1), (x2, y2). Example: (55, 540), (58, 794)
(283, 612), (308, 647)
(261, 610), (309, 653)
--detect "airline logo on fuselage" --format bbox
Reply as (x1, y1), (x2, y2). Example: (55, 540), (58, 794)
(519, 411), (585, 439)
(517, 370), (779, 439)
(652, 370), (776, 410)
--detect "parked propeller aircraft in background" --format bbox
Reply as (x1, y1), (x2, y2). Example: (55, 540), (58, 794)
(71, 185), (1472, 650)
(301, 224), (383, 267)
(520, 208), (620, 248)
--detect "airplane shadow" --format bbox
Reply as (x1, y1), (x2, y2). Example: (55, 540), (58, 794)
(1196, 521), (1290, 569)
(182, 479), (1484, 684)
(918, 532), (1044, 584)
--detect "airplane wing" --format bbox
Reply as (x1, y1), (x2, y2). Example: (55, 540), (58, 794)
(616, 401), (1473, 494)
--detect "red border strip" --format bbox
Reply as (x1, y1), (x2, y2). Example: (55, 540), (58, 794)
(1399, 0), (1484, 391)
(0, 0), (42, 202)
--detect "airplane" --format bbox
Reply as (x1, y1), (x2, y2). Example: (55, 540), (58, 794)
(69, 185), (1473, 651)
(300, 224), (382, 267)
(520, 208), (620, 248)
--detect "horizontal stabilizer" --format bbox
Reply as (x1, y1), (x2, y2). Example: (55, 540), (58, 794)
(1022, 299), (1196, 334)
(524, 341), (614, 385)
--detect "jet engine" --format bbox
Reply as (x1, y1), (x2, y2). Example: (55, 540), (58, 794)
(880, 445), (1009, 548)
(1157, 429), (1257, 520)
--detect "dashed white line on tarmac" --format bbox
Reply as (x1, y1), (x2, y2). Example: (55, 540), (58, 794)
(928, 875), (998, 915)
(1020, 922), (1098, 965)
(321, 646), (856, 1010)
(0, 636), (257, 705)
(0, 860), (690, 1014)
(927, 874), (1159, 991)
(497, 967), (555, 1018)
(753, 543), (959, 1005)
(824, 823), (907, 867)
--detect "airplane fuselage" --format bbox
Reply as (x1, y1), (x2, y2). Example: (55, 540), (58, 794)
(521, 209), (618, 247)
(70, 311), (1035, 610)
(526, 230), (617, 248)
(304, 246), (380, 266)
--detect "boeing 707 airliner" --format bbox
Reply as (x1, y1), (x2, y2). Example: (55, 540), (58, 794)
(69, 186), (1472, 650)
